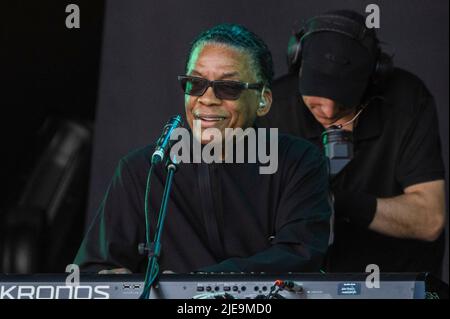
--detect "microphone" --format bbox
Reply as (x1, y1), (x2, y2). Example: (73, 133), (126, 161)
(321, 104), (368, 177)
(151, 115), (183, 165)
(321, 126), (353, 177)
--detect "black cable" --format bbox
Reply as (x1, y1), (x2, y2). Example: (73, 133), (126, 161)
(140, 164), (177, 299)
(139, 164), (155, 299)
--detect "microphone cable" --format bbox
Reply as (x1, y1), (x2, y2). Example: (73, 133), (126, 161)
(140, 163), (155, 299)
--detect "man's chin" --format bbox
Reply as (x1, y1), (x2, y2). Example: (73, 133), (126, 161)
(316, 118), (338, 127)
(200, 132), (225, 145)
(200, 138), (222, 145)
(191, 131), (224, 145)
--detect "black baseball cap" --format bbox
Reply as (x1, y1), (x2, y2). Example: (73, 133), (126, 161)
(298, 29), (377, 108)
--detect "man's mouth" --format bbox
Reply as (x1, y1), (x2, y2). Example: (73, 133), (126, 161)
(194, 114), (226, 121)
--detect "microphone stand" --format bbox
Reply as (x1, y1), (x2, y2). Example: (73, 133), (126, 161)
(139, 155), (179, 299)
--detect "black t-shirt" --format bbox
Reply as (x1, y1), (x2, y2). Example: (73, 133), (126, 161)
(74, 134), (332, 273)
(257, 68), (446, 274)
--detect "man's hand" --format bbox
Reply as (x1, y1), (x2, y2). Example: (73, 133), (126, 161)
(98, 268), (132, 274)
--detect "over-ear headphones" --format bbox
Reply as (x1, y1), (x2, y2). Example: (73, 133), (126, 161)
(286, 13), (393, 84)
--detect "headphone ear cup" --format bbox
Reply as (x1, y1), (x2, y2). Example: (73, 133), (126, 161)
(286, 32), (303, 74)
(373, 51), (393, 84)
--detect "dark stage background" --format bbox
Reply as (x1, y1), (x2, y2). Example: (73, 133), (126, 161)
(2, 1), (104, 273)
(2, 0), (448, 283)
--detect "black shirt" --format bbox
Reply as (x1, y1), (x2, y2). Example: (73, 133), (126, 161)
(74, 133), (331, 273)
(257, 68), (446, 274)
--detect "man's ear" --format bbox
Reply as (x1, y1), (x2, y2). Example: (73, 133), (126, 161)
(256, 88), (272, 117)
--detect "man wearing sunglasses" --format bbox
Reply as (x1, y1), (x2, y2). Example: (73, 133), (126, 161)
(75, 24), (332, 275)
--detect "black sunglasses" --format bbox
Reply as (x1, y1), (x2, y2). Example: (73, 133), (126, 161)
(178, 75), (264, 100)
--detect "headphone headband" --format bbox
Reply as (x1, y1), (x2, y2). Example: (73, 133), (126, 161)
(300, 14), (378, 58)
(286, 13), (392, 83)
(303, 15), (368, 41)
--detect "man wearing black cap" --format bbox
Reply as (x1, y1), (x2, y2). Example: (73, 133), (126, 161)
(257, 10), (446, 276)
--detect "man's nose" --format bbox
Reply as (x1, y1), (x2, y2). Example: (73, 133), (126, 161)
(198, 86), (221, 105)
(320, 104), (337, 118)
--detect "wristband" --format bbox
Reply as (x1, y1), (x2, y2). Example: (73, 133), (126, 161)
(333, 190), (377, 228)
